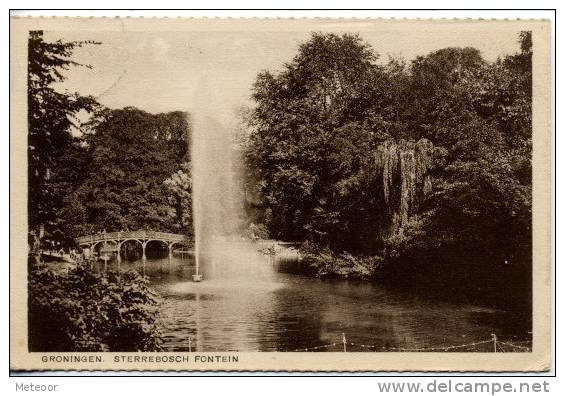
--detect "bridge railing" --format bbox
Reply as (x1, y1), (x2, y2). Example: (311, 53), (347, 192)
(75, 230), (191, 245)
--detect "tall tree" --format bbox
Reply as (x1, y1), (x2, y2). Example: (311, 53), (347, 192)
(27, 31), (99, 246)
(245, 33), (436, 251)
(164, 162), (193, 235)
(246, 33), (395, 248)
(67, 108), (190, 233)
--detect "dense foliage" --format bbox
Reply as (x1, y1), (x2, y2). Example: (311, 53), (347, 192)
(56, 108), (191, 242)
(300, 241), (383, 280)
(28, 31), (99, 247)
(28, 260), (161, 352)
(244, 32), (532, 303)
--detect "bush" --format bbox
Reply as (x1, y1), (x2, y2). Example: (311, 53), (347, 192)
(28, 259), (161, 352)
(242, 222), (270, 240)
(300, 241), (383, 280)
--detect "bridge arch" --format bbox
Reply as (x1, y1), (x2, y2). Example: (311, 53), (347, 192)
(118, 238), (143, 247)
(170, 240), (190, 248)
(144, 239), (170, 258)
(116, 239), (144, 261)
(88, 239), (118, 252)
(145, 239), (169, 246)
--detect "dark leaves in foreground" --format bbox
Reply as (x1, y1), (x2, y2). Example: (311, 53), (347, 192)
(28, 259), (161, 352)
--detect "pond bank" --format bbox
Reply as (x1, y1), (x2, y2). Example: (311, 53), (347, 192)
(290, 244), (531, 315)
(298, 247), (382, 281)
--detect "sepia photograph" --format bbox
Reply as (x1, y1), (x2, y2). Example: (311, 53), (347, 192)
(9, 16), (551, 372)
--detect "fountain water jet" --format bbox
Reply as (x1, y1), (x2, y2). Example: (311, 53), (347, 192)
(190, 86), (274, 284)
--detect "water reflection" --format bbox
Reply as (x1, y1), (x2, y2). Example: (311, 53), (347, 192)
(96, 253), (530, 352)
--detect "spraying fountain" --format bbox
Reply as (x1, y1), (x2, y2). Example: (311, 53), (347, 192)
(191, 111), (226, 282)
(189, 78), (275, 285)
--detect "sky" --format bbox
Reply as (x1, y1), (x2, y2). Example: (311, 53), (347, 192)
(45, 19), (525, 126)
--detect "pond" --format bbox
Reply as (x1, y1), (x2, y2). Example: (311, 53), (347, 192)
(115, 252), (530, 353)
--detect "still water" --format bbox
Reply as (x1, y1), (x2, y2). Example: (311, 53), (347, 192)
(115, 253), (530, 352)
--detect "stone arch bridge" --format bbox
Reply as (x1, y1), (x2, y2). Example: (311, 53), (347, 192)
(75, 230), (191, 261)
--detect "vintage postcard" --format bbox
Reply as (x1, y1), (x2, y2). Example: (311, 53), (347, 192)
(10, 16), (551, 372)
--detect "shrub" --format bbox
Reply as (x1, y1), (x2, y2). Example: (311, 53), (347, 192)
(28, 259), (161, 352)
(300, 241), (383, 280)
(242, 222), (270, 240)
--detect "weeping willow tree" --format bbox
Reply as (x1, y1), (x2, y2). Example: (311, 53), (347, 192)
(374, 138), (434, 234)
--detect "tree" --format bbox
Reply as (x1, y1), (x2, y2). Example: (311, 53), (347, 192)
(245, 33), (437, 252)
(65, 108), (190, 233)
(246, 33), (395, 249)
(402, 47), (485, 145)
(164, 162), (193, 235)
(27, 31), (99, 246)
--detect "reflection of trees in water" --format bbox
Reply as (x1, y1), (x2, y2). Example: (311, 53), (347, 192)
(260, 278), (528, 352)
(260, 283), (328, 352)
